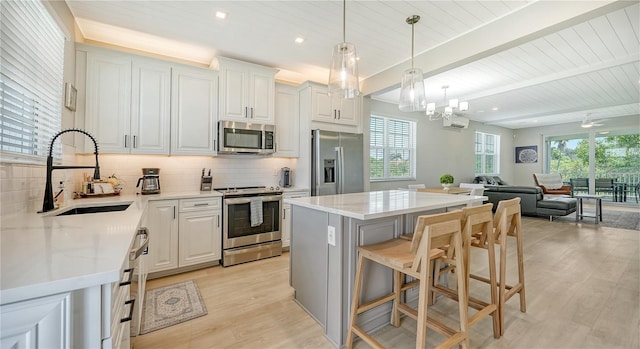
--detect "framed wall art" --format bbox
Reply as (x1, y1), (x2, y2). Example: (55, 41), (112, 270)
(515, 145), (538, 163)
(64, 82), (77, 111)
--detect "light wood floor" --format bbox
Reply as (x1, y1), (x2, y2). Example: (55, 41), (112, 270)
(132, 213), (639, 349)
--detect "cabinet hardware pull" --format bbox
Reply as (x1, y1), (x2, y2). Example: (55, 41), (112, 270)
(120, 299), (135, 323)
(245, 106), (248, 118)
(283, 209), (286, 220)
(173, 206), (176, 220)
(194, 203), (209, 207)
(338, 110), (341, 119)
(217, 215), (220, 228)
(124, 135), (128, 148)
(133, 135), (137, 148)
(120, 268), (134, 286)
(251, 107), (254, 118)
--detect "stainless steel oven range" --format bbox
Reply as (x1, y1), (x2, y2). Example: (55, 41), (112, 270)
(217, 186), (283, 266)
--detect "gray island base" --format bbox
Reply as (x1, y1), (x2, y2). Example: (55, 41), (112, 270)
(286, 190), (486, 347)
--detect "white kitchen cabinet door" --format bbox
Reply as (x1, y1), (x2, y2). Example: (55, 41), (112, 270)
(178, 209), (221, 267)
(249, 70), (275, 123)
(334, 96), (359, 126)
(130, 58), (171, 154)
(84, 51), (131, 153)
(218, 57), (276, 124)
(170, 66), (218, 155)
(311, 87), (334, 123)
(147, 200), (179, 272)
(219, 63), (248, 121)
(0, 292), (70, 349)
(274, 84), (299, 157)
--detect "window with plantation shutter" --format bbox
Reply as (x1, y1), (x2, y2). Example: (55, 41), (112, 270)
(475, 131), (500, 175)
(370, 115), (416, 180)
(1, 0), (65, 162)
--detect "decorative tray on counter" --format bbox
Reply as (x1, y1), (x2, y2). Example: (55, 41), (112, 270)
(74, 189), (121, 199)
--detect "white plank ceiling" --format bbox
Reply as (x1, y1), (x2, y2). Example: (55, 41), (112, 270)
(65, 0), (640, 129)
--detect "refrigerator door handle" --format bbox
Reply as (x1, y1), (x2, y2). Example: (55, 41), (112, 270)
(336, 146), (344, 194)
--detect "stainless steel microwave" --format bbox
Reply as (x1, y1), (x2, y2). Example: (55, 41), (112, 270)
(218, 121), (275, 155)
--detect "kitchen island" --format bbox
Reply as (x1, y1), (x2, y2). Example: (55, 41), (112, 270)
(285, 190), (485, 348)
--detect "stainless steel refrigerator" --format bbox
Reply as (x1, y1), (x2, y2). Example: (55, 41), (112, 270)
(311, 129), (364, 196)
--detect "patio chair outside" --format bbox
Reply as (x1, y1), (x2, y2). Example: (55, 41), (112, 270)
(570, 178), (589, 197)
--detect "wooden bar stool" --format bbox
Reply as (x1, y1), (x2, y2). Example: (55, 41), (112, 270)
(431, 203), (500, 338)
(492, 197), (526, 336)
(346, 211), (469, 349)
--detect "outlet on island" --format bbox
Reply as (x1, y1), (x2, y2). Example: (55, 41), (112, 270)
(327, 225), (336, 246)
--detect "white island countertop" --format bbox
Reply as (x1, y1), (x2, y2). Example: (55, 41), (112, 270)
(284, 190), (486, 220)
(0, 191), (222, 305)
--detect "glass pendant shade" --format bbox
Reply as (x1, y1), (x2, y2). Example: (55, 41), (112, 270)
(328, 42), (360, 99)
(399, 68), (426, 112)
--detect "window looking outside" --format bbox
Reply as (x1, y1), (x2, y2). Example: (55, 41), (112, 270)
(475, 132), (500, 175)
(370, 115), (416, 180)
(1, 0), (65, 162)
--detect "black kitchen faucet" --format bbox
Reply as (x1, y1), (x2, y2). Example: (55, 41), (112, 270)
(41, 129), (100, 213)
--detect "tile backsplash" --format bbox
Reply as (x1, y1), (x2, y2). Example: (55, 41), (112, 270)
(1, 153), (298, 218)
(76, 154), (298, 195)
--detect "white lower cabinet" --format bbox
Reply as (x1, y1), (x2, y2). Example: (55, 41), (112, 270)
(282, 190), (310, 249)
(147, 200), (179, 272)
(0, 292), (71, 349)
(148, 198), (221, 274)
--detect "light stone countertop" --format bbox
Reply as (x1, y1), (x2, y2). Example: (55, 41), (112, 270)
(284, 190), (486, 220)
(0, 191), (222, 305)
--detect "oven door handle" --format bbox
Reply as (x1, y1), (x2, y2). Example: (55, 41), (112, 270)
(224, 195), (282, 205)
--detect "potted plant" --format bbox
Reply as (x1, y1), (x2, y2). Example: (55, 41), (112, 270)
(439, 174), (454, 190)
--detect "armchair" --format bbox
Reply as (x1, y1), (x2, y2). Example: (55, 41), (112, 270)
(569, 178), (589, 197)
(533, 173), (572, 196)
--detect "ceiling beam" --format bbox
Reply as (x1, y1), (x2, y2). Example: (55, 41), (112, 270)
(361, 0), (632, 96)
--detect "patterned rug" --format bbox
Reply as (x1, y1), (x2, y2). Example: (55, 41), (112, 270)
(139, 280), (207, 335)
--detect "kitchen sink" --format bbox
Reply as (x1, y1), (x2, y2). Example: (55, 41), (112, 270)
(55, 203), (132, 216)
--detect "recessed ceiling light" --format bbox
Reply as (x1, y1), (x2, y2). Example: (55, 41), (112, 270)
(599, 131), (609, 134)
(477, 110), (485, 113)
(491, 107), (499, 111)
(295, 37), (304, 44)
(215, 11), (227, 19)
(356, 56), (360, 61)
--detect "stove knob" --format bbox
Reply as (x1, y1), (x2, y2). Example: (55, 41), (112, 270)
(276, 186), (280, 190)
(269, 186), (274, 191)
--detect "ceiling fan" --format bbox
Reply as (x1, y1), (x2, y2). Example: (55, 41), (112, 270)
(581, 115), (605, 128)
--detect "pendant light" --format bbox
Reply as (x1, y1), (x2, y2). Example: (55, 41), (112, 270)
(398, 15), (426, 112)
(328, 0), (359, 100)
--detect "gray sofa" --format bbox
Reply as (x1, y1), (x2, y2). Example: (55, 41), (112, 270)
(484, 185), (577, 219)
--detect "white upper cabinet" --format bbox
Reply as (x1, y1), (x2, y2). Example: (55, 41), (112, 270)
(218, 57), (276, 124)
(80, 45), (171, 154)
(131, 58), (171, 154)
(274, 83), (299, 157)
(170, 66), (218, 155)
(301, 81), (361, 131)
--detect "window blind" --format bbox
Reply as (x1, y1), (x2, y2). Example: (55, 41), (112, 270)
(370, 115), (415, 180)
(1, 0), (65, 161)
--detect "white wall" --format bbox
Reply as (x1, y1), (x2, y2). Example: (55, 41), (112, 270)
(366, 98), (514, 190)
(512, 114), (640, 186)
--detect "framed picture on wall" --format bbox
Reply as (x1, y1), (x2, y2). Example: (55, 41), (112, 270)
(515, 145), (538, 163)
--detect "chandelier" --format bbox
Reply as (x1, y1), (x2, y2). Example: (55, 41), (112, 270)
(427, 85), (469, 120)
